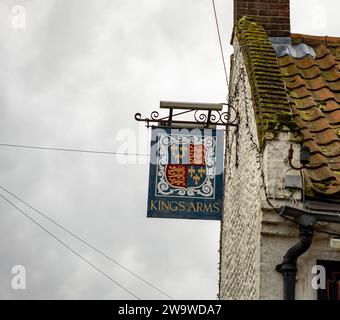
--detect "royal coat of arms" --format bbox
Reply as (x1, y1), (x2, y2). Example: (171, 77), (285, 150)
(156, 133), (216, 199)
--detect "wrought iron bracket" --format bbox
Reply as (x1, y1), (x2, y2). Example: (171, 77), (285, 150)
(135, 102), (239, 129)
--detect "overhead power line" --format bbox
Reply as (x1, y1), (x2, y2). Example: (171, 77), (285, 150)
(0, 191), (140, 300)
(211, 0), (229, 89)
(1, 142), (339, 165)
(0, 143), (149, 157)
(1, 142), (340, 165)
(0, 185), (174, 300)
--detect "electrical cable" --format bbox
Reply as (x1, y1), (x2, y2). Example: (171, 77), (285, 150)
(0, 191), (141, 300)
(0, 143), (149, 157)
(0, 142), (338, 164)
(0, 184), (174, 300)
(211, 0), (229, 89)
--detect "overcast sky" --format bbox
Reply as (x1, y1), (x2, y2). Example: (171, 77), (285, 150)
(0, 0), (339, 300)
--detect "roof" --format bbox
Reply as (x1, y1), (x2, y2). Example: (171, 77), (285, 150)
(233, 17), (340, 199)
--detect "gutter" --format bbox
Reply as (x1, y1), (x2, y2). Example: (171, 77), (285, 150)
(279, 205), (340, 224)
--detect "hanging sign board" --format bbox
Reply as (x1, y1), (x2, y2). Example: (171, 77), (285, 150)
(147, 127), (224, 221)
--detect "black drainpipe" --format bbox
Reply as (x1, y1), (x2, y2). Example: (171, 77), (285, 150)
(276, 225), (314, 300)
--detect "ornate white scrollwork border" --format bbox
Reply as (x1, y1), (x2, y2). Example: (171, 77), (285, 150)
(155, 133), (216, 199)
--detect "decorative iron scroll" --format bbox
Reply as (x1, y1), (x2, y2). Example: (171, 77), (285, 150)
(135, 103), (239, 128)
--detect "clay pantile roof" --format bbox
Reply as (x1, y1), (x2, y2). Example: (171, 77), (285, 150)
(234, 17), (340, 199)
(278, 34), (340, 199)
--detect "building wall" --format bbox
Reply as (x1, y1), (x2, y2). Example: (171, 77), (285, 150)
(220, 39), (340, 300)
(260, 132), (340, 300)
(260, 227), (340, 300)
(219, 40), (263, 299)
(260, 132), (303, 300)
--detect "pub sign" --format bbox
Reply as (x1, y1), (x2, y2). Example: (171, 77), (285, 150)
(147, 127), (224, 220)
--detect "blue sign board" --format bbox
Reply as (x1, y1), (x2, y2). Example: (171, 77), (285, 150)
(147, 127), (224, 220)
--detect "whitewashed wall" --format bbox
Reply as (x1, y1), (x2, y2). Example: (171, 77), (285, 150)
(220, 40), (263, 299)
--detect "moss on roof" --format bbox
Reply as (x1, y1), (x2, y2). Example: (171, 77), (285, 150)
(233, 17), (298, 146)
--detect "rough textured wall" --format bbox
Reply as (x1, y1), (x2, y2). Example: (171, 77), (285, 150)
(260, 134), (340, 300)
(219, 41), (263, 299)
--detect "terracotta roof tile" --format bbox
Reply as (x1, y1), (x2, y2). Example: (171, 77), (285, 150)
(313, 129), (339, 146)
(292, 96), (318, 109)
(292, 106), (323, 122)
(281, 64), (322, 79)
(294, 57), (318, 70)
(317, 54), (338, 70)
(306, 166), (336, 182)
(315, 45), (331, 59)
(322, 100), (340, 112)
(277, 35), (340, 198)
